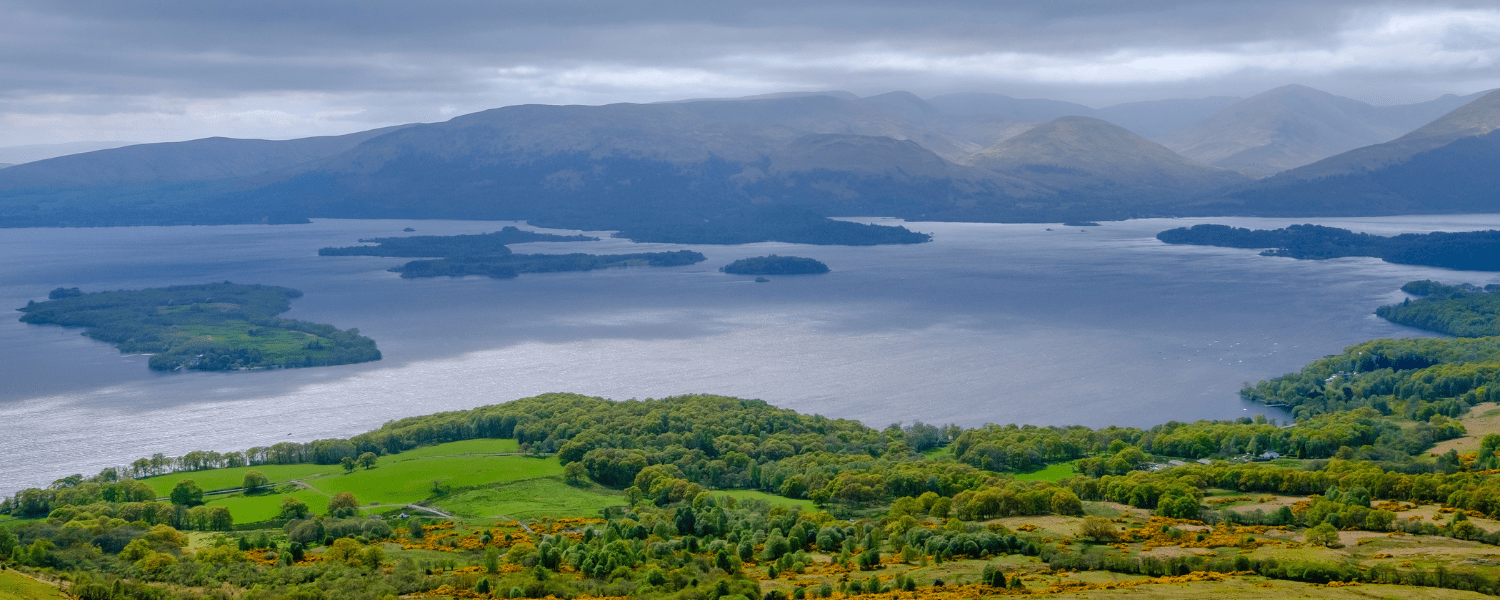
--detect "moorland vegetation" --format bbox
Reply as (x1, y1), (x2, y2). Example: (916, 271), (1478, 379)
(13, 283), (1500, 599)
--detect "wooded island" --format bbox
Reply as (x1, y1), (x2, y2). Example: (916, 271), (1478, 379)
(17, 283), (380, 371)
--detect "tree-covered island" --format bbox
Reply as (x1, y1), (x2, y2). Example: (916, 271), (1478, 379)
(318, 226), (598, 258)
(392, 250), (707, 279)
(721, 255), (831, 275)
(319, 228), (708, 279)
(1157, 223), (1500, 270)
(17, 283), (380, 371)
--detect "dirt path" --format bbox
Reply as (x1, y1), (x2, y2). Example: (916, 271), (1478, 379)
(359, 503), (456, 519)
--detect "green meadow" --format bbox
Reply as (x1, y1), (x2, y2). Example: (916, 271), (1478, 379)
(1012, 460), (1079, 482)
(0, 571), (63, 600)
(203, 487), (335, 523)
(142, 463), (340, 496)
(137, 439), (811, 525)
(436, 478), (621, 519)
(715, 489), (816, 511)
(309, 455), (560, 505)
(384, 438), (520, 460)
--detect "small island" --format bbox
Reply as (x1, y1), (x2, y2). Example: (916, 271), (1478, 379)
(1157, 223), (1500, 271)
(721, 255), (830, 275)
(319, 226), (599, 258)
(393, 250), (707, 279)
(18, 283), (381, 371)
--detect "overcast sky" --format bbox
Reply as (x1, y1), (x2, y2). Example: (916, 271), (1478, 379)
(1, 0), (1498, 146)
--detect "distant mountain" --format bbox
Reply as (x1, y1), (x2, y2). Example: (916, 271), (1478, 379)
(1200, 89), (1500, 215)
(964, 116), (1251, 204)
(1095, 97), (1242, 139)
(0, 126), (411, 189)
(0, 141), (138, 166)
(1157, 85), (1487, 177)
(926, 92), (1098, 122)
(2, 86), (1492, 235)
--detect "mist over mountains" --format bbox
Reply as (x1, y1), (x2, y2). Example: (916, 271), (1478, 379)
(1, 84), (1496, 241)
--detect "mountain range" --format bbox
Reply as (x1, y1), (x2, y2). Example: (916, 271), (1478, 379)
(0, 84), (1496, 242)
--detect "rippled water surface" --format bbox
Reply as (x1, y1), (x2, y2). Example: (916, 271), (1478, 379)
(4, 215), (1498, 493)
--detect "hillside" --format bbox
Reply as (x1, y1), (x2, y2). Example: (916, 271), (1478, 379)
(1156, 85), (1485, 177)
(1201, 89), (1500, 215)
(0, 86), (1492, 233)
(965, 116), (1251, 203)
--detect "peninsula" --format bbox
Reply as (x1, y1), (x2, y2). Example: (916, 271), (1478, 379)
(1157, 223), (1500, 271)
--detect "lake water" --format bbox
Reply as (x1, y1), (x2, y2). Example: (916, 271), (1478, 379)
(4, 215), (1498, 494)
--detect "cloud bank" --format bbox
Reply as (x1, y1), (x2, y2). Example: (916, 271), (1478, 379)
(1, 0), (1497, 145)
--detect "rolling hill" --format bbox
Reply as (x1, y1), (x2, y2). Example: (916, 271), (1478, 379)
(1157, 85), (1488, 177)
(1200, 89), (1500, 215)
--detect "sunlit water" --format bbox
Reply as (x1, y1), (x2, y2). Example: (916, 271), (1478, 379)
(4, 215), (1498, 493)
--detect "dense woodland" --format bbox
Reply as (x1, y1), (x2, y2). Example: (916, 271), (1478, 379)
(16, 283), (380, 371)
(720, 256), (830, 276)
(1377, 280), (1500, 337)
(318, 227), (598, 258)
(1156, 223), (1500, 270)
(392, 250), (707, 279)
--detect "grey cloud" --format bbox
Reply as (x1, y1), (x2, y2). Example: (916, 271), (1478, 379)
(1, 0), (1498, 145)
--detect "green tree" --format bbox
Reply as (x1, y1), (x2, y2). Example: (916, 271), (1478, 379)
(341, 456), (357, 473)
(207, 506), (233, 531)
(1305, 522), (1341, 547)
(242, 470), (268, 493)
(563, 461), (589, 486)
(328, 492), (359, 518)
(1050, 489), (1084, 516)
(279, 496), (310, 519)
(169, 480), (204, 506)
(358, 452), (378, 469)
(485, 546), (500, 573)
(1080, 516), (1117, 542)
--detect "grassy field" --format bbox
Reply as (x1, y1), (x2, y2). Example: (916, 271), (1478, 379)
(204, 487), (336, 522)
(437, 477), (621, 519)
(308, 455), (562, 505)
(142, 463), (340, 496)
(387, 438), (521, 460)
(0, 571), (63, 600)
(1430, 401), (1500, 456)
(1013, 460), (1079, 482)
(715, 490), (816, 511)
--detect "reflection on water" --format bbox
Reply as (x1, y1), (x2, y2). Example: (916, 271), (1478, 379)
(3, 215), (1499, 492)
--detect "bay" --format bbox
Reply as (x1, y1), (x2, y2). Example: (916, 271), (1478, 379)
(3, 215), (1495, 494)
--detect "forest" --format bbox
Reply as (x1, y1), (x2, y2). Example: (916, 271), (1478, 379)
(1377, 280), (1500, 337)
(1155, 223), (1500, 270)
(720, 256), (830, 276)
(16, 283), (381, 371)
(391, 250), (707, 279)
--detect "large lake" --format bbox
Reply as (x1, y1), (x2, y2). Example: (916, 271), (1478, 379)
(3, 215), (1497, 493)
